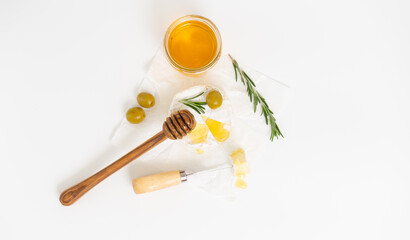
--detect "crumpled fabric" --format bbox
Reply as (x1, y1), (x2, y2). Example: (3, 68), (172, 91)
(111, 49), (291, 199)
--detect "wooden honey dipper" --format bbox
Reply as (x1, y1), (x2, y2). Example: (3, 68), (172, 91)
(59, 110), (196, 206)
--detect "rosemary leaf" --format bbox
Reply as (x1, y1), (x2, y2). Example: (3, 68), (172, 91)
(243, 72), (256, 87)
(184, 92), (204, 101)
(233, 63), (238, 82)
(179, 92), (206, 114)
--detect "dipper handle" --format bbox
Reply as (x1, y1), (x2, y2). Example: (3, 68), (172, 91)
(59, 110), (195, 206)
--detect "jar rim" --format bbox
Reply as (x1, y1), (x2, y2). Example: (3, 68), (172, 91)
(164, 15), (222, 74)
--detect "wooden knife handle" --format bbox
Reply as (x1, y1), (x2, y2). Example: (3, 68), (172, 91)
(59, 131), (167, 206)
(132, 170), (185, 194)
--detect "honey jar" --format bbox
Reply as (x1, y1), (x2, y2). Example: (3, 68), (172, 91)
(164, 15), (222, 74)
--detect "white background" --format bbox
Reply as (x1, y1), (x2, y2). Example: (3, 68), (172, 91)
(0, 0), (409, 239)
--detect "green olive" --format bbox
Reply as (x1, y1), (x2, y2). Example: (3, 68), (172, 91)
(137, 92), (155, 108)
(206, 90), (223, 110)
(126, 107), (145, 124)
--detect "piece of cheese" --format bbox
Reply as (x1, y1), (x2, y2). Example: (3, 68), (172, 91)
(230, 148), (249, 189)
(202, 116), (230, 142)
(235, 177), (248, 189)
(188, 123), (209, 144)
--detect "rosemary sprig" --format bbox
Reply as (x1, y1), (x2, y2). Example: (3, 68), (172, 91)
(229, 54), (283, 141)
(179, 92), (207, 114)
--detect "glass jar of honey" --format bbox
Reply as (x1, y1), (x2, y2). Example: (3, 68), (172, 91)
(164, 15), (222, 74)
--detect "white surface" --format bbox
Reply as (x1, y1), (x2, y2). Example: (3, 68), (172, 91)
(0, 0), (409, 239)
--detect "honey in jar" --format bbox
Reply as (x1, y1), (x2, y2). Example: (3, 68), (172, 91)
(164, 15), (222, 74)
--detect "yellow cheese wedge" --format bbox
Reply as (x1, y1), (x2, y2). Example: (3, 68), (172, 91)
(202, 116), (230, 142)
